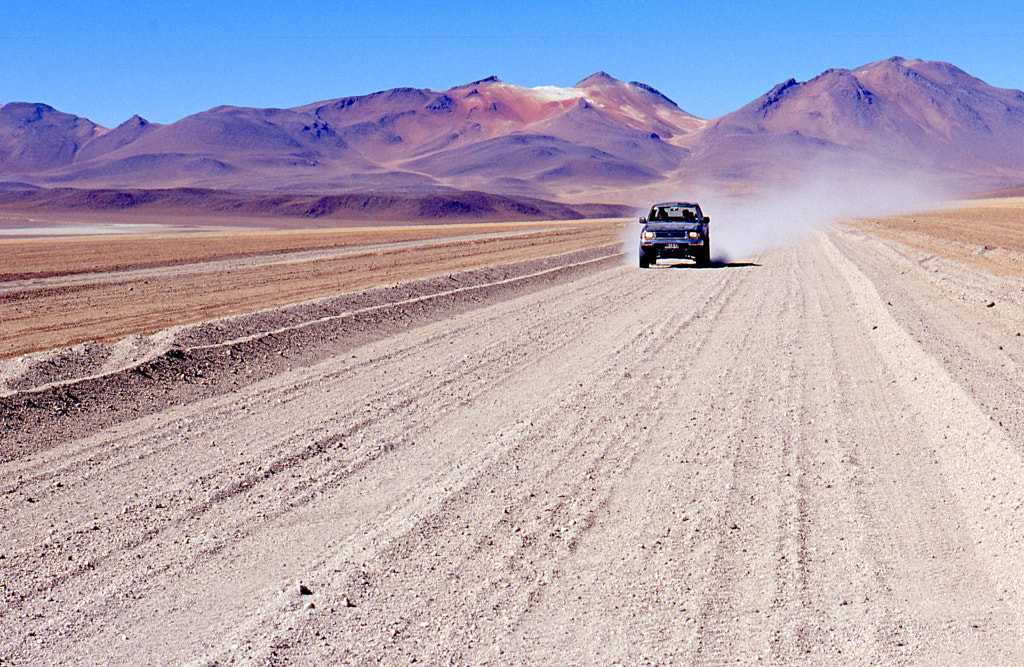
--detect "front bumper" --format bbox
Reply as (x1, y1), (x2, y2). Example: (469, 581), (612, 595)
(640, 238), (706, 248)
(640, 235), (707, 258)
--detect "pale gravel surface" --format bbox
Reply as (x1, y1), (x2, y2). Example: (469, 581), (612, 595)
(4, 226), (1024, 665)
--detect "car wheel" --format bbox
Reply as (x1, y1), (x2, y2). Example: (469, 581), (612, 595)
(639, 251), (649, 268)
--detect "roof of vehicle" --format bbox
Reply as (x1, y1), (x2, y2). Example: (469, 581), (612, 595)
(650, 202), (700, 208)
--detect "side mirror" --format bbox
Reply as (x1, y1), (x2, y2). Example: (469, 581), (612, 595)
(703, 216), (710, 223)
(638, 216), (647, 224)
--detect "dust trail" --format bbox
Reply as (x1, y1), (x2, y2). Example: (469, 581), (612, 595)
(705, 169), (948, 263)
(621, 165), (950, 265)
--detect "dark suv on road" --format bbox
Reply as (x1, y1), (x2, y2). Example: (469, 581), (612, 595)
(638, 202), (710, 268)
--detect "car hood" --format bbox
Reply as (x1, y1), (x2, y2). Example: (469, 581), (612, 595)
(643, 222), (704, 232)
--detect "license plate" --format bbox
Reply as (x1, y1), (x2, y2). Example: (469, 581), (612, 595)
(665, 243), (679, 249)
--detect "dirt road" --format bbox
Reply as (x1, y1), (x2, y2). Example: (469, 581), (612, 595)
(4, 221), (1024, 664)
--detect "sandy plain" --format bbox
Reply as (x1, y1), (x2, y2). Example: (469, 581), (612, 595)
(0, 217), (624, 360)
(3, 200), (1024, 664)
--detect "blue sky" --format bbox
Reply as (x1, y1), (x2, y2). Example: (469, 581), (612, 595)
(2, 0), (1022, 128)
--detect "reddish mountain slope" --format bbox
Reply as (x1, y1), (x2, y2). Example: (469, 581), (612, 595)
(0, 74), (702, 199)
(2, 59), (1023, 203)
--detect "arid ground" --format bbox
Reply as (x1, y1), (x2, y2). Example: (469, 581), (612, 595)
(3, 200), (1024, 664)
(0, 217), (625, 360)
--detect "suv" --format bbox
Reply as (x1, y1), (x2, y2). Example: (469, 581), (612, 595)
(638, 202), (710, 268)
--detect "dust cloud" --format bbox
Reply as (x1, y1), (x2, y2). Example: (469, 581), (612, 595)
(623, 165), (950, 264)
(704, 169), (947, 263)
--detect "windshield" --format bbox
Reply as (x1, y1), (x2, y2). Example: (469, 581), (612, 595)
(648, 205), (700, 222)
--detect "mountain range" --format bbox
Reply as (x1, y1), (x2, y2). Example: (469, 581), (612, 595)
(2, 57), (1023, 215)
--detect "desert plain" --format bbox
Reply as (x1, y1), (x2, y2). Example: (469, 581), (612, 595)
(4, 199), (1024, 664)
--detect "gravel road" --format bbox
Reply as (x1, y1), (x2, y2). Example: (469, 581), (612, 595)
(4, 225), (1024, 665)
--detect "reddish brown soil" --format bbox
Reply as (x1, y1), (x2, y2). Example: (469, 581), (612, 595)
(849, 198), (1024, 276)
(0, 219), (626, 359)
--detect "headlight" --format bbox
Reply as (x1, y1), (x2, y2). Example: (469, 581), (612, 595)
(688, 231), (700, 238)
(642, 231), (655, 239)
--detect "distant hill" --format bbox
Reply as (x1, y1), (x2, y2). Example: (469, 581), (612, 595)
(0, 103), (104, 172)
(2, 58), (1023, 211)
(0, 186), (632, 222)
(680, 57), (1024, 190)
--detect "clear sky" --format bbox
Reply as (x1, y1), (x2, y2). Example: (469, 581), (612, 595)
(2, 0), (1022, 128)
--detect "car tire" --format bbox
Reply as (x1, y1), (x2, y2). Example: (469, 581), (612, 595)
(695, 247), (711, 267)
(639, 251), (650, 269)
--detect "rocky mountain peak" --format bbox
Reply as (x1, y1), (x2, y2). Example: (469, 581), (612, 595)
(575, 72), (622, 87)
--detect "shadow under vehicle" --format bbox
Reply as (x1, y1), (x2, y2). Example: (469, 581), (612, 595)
(638, 202), (710, 268)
